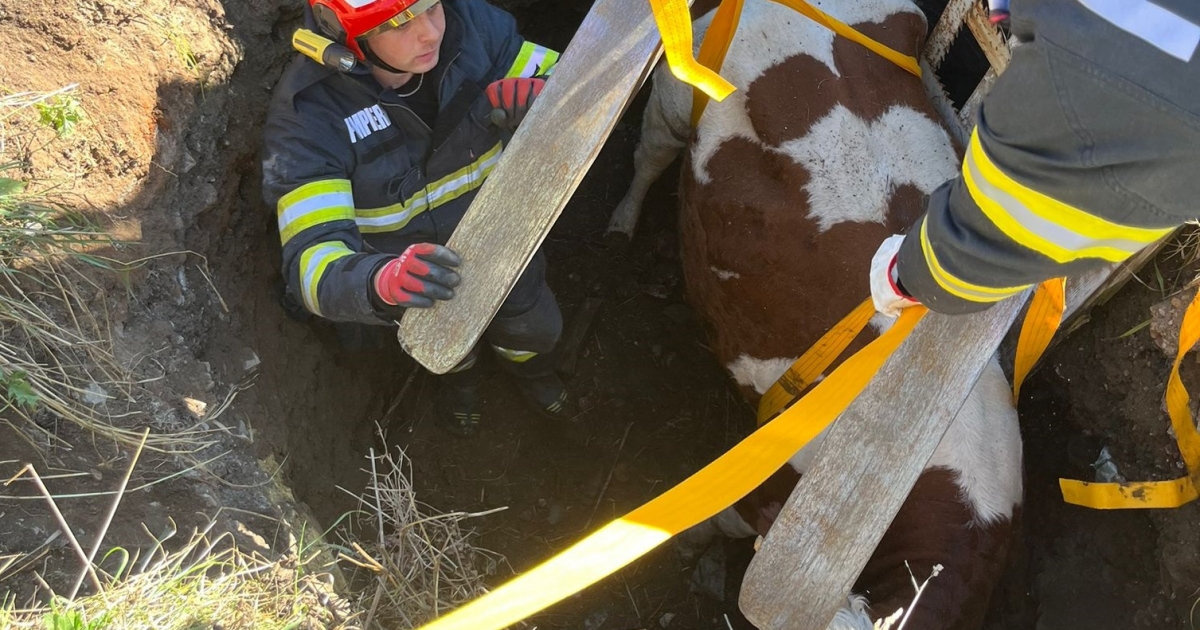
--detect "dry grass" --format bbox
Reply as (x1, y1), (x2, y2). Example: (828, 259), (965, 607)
(0, 515), (348, 630)
(0, 434), (352, 630)
(0, 86), (217, 456)
(337, 437), (504, 629)
(1, 431), (504, 630)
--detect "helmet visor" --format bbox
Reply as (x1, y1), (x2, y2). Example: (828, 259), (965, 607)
(358, 0), (442, 40)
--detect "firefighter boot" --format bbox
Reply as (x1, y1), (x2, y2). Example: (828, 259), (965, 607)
(435, 361), (483, 437)
(493, 347), (574, 421)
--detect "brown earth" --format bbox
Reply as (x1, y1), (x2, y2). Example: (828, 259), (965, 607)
(0, 0), (1197, 628)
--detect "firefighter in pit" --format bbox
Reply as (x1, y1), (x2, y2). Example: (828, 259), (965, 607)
(869, 0), (1200, 317)
(262, 0), (570, 436)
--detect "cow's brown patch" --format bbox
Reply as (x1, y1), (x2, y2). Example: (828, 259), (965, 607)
(680, 135), (899, 379)
(746, 53), (842, 146)
(745, 11), (938, 146)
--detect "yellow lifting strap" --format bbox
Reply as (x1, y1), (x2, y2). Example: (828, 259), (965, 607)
(686, 0), (923, 127)
(648, 0), (737, 103)
(757, 277), (1199, 510)
(691, 0), (746, 127)
(1055, 286), (1200, 509)
(757, 297), (876, 424)
(1011, 278), (1066, 405)
(414, 306), (927, 630)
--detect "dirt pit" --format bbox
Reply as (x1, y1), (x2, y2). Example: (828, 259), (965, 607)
(1, 0), (1198, 628)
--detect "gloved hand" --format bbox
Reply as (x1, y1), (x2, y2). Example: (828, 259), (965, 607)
(372, 243), (462, 309)
(987, 0), (1010, 23)
(485, 77), (545, 131)
(870, 234), (920, 317)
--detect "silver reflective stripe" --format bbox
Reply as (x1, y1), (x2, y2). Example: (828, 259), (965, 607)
(354, 198), (428, 229)
(278, 190), (354, 232)
(1077, 0), (1200, 61)
(301, 243), (352, 315)
(354, 148), (502, 230)
(964, 151), (1150, 258)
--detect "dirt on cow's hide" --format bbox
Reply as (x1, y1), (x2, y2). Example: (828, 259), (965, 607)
(0, 0), (1197, 628)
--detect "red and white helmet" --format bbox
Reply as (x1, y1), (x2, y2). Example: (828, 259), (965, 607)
(310, 0), (441, 60)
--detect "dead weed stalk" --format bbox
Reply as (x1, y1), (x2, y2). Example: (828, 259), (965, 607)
(338, 438), (504, 629)
(1, 441), (351, 629)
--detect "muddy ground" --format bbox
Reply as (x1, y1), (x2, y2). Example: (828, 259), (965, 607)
(0, 0), (1197, 628)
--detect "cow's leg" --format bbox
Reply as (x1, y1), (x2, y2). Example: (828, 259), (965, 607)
(607, 66), (692, 240)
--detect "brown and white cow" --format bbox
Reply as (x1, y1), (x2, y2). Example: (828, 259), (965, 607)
(614, 0), (1022, 627)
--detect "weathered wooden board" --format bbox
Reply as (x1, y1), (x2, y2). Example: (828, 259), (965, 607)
(396, 0), (667, 374)
(740, 293), (1029, 629)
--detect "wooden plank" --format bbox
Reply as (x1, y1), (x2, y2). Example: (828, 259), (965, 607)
(396, 0), (666, 374)
(920, 58), (969, 148)
(958, 66), (997, 129)
(965, 2), (1011, 70)
(739, 294), (1029, 629)
(735, 247), (1169, 629)
(922, 0), (975, 67)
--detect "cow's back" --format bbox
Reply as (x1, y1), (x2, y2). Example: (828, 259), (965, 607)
(678, 0), (959, 397)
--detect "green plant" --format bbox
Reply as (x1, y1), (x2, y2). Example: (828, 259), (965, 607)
(148, 15), (206, 88)
(43, 603), (110, 630)
(32, 96), (84, 138)
(1, 369), (39, 410)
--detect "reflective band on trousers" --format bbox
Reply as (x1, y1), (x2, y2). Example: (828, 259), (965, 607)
(493, 345), (537, 363)
(355, 142), (504, 233)
(299, 242), (354, 316)
(277, 180), (355, 245)
(962, 130), (1172, 264)
(506, 41), (561, 78)
(919, 218), (1030, 303)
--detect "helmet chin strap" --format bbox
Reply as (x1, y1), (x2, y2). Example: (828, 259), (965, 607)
(361, 40), (412, 76)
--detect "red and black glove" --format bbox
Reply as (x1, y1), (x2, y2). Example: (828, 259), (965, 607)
(485, 77), (545, 131)
(372, 243), (462, 309)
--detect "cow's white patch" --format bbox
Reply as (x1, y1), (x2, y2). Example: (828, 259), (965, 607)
(828, 593), (874, 630)
(928, 358), (1023, 523)
(710, 506), (760, 539)
(711, 266), (741, 280)
(730, 354), (1021, 525)
(682, 0), (927, 183)
(726, 354), (797, 395)
(868, 311), (895, 335)
(776, 104), (958, 231)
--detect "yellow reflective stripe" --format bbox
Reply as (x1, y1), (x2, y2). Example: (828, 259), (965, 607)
(505, 42), (560, 78)
(919, 219), (1030, 303)
(963, 130), (1172, 264)
(277, 180), (355, 245)
(493, 345), (537, 363)
(298, 242), (354, 317)
(356, 143), (504, 233)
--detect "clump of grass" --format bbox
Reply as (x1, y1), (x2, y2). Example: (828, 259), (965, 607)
(1, 446), (353, 629)
(146, 15), (207, 89)
(1, 514), (349, 630)
(337, 440), (504, 629)
(0, 88), (213, 454)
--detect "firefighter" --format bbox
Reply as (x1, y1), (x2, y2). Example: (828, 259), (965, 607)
(262, 0), (570, 436)
(870, 0), (1200, 317)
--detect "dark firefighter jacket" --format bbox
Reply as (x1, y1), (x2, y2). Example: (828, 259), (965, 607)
(261, 0), (559, 324)
(896, 0), (1200, 313)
